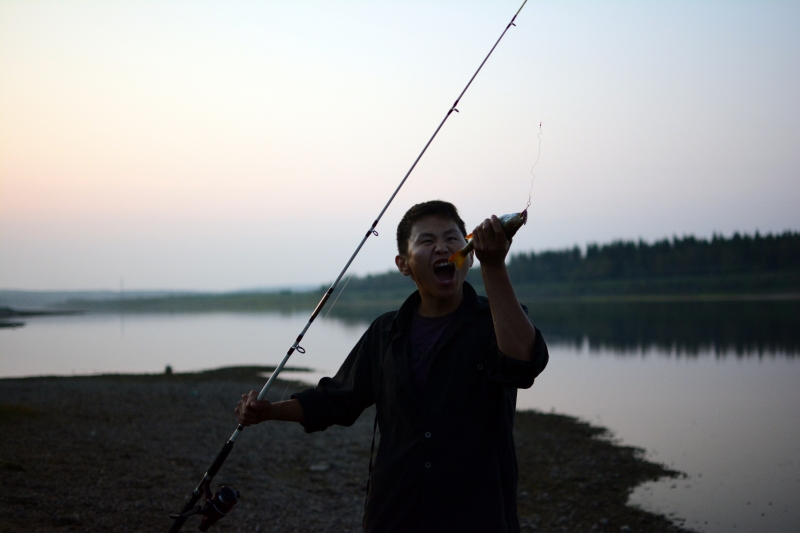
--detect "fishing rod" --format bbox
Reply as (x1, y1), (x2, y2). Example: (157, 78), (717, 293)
(167, 1), (529, 530)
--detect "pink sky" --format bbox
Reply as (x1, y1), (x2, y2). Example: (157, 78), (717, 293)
(2, 1), (798, 290)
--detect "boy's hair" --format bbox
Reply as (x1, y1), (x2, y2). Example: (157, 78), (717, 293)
(396, 200), (467, 256)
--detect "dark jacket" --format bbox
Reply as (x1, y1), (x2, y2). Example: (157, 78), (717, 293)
(293, 282), (549, 533)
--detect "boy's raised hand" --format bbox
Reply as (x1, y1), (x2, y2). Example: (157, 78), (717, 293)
(472, 215), (511, 269)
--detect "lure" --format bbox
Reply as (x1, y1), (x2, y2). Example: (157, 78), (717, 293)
(448, 210), (528, 269)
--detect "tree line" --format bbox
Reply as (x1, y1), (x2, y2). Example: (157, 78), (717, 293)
(506, 231), (800, 283)
(59, 231), (799, 315)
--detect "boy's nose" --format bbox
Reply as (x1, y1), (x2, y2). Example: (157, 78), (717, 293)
(434, 239), (449, 252)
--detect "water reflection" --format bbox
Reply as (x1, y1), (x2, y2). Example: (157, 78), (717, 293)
(516, 343), (800, 533)
(328, 300), (800, 357)
(534, 300), (800, 356)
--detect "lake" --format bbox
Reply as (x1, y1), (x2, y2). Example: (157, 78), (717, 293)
(1, 302), (798, 532)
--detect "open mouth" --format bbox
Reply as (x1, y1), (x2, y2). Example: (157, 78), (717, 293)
(433, 261), (456, 284)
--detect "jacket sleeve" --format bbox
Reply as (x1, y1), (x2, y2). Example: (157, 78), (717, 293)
(291, 317), (383, 433)
(485, 319), (549, 390)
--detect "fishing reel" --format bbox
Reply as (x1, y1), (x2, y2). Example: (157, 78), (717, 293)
(169, 481), (240, 531)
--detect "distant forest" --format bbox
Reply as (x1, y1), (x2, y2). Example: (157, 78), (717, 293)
(49, 231), (800, 317)
(505, 231), (800, 283)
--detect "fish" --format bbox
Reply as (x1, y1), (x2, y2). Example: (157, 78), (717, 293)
(448, 210), (528, 269)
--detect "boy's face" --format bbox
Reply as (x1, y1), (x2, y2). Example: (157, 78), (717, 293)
(395, 215), (472, 303)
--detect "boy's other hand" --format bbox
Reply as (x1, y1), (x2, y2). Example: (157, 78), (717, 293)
(235, 390), (272, 426)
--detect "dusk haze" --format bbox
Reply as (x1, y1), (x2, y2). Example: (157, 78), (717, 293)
(1, 1), (797, 290)
(1, 2), (798, 533)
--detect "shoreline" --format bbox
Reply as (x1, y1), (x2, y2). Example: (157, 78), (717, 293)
(0, 367), (693, 532)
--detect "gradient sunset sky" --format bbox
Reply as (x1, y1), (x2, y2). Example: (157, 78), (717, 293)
(1, 1), (798, 291)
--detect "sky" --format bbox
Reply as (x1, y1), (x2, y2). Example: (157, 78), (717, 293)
(1, 0), (798, 291)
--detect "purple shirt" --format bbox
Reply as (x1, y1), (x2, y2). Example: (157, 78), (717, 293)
(409, 311), (457, 395)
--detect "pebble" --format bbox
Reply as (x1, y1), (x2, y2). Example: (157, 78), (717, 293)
(0, 371), (694, 533)
(310, 462), (331, 472)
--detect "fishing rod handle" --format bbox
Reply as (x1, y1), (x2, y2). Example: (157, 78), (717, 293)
(168, 439), (236, 532)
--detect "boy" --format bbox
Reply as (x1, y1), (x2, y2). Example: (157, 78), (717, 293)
(236, 200), (548, 532)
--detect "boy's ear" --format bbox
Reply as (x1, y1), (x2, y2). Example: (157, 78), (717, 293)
(395, 255), (412, 277)
(468, 250), (474, 268)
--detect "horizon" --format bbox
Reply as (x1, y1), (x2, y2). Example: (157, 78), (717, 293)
(1, 227), (795, 293)
(2, 1), (798, 292)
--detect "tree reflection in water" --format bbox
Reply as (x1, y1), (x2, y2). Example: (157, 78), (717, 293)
(328, 300), (800, 358)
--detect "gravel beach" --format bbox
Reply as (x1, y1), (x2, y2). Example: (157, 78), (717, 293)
(0, 367), (692, 532)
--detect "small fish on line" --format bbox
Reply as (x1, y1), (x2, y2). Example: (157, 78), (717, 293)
(448, 210), (528, 269)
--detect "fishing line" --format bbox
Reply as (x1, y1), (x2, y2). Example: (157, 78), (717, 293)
(168, 2), (531, 530)
(323, 273), (353, 321)
(240, 273), (353, 492)
(246, 271), (354, 483)
(242, 274), (355, 498)
(241, 272), (354, 486)
(525, 4), (559, 211)
(525, 121), (542, 210)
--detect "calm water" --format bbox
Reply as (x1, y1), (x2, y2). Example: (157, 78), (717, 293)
(1, 309), (799, 532)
